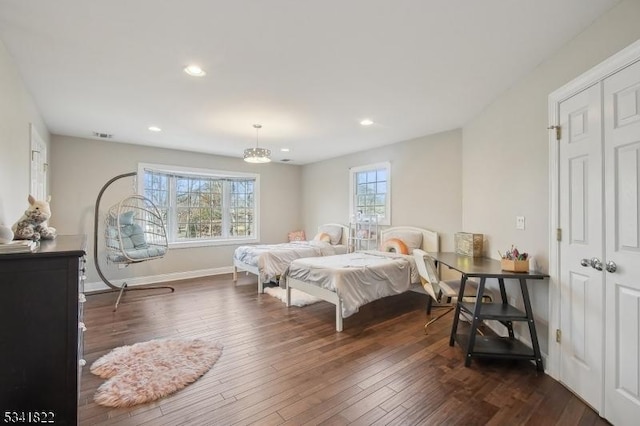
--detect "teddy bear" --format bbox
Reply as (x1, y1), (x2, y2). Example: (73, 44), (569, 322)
(12, 195), (57, 241)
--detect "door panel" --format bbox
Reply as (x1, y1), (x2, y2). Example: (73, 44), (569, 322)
(616, 143), (640, 249)
(615, 286), (640, 396)
(29, 123), (46, 200)
(568, 271), (590, 364)
(604, 59), (640, 425)
(559, 83), (603, 411)
(569, 156), (588, 242)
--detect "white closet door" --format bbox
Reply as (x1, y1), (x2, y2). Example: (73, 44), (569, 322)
(604, 59), (640, 425)
(30, 124), (46, 200)
(558, 83), (604, 412)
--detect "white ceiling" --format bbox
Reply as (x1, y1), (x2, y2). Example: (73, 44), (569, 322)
(0, 0), (619, 164)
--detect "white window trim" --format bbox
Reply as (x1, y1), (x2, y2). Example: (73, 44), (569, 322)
(137, 162), (260, 248)
(349, 161), (391, 226)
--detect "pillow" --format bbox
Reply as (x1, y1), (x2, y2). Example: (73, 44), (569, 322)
(318, 225), (342, 245)
(105, 226), (120, 250)
(382, 230), (423, 253)
(313, 232), (331, 243)
(129, 224), (148, 248)
(381, 238), (409, 255)
(288, 230), (306, 242)
(118, 211), (135, 226)
(118, 226), (135, 249)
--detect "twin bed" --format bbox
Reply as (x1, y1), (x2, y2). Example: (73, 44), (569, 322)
(232, 223), (349, 293)
(233, 224), (439, 331)
(283, 226), (439, 331)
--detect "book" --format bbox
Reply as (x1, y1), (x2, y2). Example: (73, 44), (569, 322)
(0, 240), (37, 253)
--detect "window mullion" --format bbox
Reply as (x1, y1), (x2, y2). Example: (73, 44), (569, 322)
(169, 175), (177, 242)
(222, 180), (231, 238)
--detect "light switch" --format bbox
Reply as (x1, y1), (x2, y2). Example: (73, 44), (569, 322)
(516, 216), (525, 230)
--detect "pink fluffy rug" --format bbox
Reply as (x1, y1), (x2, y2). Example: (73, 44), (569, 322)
(90, 338), (222, 407)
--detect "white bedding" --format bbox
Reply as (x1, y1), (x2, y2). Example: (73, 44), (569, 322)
(282, 251), (419, 318)
(233, 240), (347, 283)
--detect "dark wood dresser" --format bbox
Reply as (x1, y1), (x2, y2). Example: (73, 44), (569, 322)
(0, 235), (87, 425)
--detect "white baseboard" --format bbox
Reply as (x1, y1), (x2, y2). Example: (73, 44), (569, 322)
(84, 266), (234, 293)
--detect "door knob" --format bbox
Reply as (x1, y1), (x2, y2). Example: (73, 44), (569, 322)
(590, 257), (603, 271)
(580, 258), (590, 267)
(606, 260), (617, 273)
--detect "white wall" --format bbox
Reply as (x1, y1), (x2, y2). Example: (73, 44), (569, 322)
(302, 129), (463, 251)
(0, 40), (49, 228)
(50, 135), (302, 286)
(462, 0), (640, 356)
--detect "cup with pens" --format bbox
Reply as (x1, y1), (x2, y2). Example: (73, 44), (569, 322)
(499, 245), (529, 272)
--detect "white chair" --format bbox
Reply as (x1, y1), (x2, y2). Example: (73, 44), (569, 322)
(413, 249), (493, 333)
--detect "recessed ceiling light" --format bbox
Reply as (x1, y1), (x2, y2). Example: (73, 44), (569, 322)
(280, 148), (290, 152)
(148, 126), (162, 132)
(360, 119), (374, 126)
(184, 65), (206, 77)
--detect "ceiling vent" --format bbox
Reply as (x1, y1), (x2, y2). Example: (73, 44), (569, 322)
(92, 132), (113, 139)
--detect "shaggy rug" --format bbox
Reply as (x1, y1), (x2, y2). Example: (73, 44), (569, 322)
(90, 338), (222, 407)
(264, 286), (322, 307)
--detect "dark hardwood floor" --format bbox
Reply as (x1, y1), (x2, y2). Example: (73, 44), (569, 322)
(79, 274), (607, 425)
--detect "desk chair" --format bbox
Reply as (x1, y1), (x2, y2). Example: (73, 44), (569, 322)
(413, 249), (493, 333)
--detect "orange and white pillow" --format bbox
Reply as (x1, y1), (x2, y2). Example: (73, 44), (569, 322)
(380, 238), (409, 254)
(382, 230), (423, 254)
(313, 232), (331, 243)
(317, 225), (342, 245)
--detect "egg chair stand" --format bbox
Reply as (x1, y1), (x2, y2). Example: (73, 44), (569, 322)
(94, 172), (174, 311)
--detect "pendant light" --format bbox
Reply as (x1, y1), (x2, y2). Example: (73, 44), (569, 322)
(243, 124), (271, 163)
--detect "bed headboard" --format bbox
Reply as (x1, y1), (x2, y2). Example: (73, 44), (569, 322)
(380, 226), (439, 253)
(318, 223), (350, 245)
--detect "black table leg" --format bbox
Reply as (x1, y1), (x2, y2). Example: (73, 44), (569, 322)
(519, 278), (544, 372)
(449, 275), (468, 346)
(498, 278), (515, 339)
(464, 277), (486, 367)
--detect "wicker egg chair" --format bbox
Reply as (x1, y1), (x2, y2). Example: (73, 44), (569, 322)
(94, 172), (174, 311)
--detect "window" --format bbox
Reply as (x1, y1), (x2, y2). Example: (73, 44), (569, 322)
(349, 162), (391, 225)
(138, 163), (259, 247)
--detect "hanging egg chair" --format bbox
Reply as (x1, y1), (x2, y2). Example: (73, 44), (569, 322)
(104, 195), (167, 264)
(94, 172), (174, 311)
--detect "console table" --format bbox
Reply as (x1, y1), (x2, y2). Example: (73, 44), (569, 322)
(430, 252), (548, 371)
